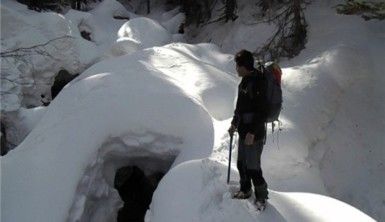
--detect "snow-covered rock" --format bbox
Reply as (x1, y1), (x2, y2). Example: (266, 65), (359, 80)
(110, 15), (176, 57)
(115, 17), (172, 54)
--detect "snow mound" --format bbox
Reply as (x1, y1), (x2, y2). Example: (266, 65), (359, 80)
(117, 17), (172, 50)
(64, 0), (135, 58)
(148, 158), (375, 222)
(81, 42), (237, 121)
(91, 0), (133, 20)
(139, 43), (237, 120)
(109, 38), (141, 57)
(1, 42), (239, 222)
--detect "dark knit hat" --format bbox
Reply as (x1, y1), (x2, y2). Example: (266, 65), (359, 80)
(235, 49), (254, 71)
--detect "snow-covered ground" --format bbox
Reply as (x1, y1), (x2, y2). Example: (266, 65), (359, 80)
(149, 159), (374, 222)
(189, 0), (385, 219)
(1, 0), (384, 221)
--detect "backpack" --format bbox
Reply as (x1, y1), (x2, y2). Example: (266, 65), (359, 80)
(260, 61), (282, 123)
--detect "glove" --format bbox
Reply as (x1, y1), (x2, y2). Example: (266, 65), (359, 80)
(228, 125), (237, 136)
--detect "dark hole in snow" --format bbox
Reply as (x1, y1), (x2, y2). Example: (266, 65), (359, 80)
(1, 120), (8, 156)
(51, 70), (79, 100)
(178, 22), (185, 34)
(114, 165), (164, 222)
(113, 16), (130, 20)
(67, 137), (179, 222)
(80, 30), (92, 41)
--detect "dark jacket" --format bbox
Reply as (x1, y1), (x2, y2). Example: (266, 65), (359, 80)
(231, 69), (267, 140)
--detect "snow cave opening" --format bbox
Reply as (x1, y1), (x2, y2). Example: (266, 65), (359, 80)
(114, 165), (164, 222)
(50, 70), (79, 100)
(40, 70), (79, 106)
(68, 136), (180, 222)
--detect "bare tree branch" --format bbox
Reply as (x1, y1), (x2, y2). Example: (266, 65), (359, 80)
(0, 35), (75, 87)
(0, 35), (74, 58)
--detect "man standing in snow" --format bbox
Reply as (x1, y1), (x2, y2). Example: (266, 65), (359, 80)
(228, 49), (268, 210)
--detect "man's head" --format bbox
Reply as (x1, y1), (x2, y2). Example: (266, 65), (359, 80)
(235, 49), (255, 77)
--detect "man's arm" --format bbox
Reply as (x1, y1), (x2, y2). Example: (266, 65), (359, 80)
(229, 86), (241, 135)
(231, 108), (240, 128)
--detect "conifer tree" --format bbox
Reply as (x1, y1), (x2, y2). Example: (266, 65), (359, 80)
(255, 0), (308, 61)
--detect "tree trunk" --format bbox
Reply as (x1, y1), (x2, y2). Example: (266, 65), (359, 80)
(292, 0), (306, 46)
(293, 0), (301, 25)
(225, 0), (237, 22)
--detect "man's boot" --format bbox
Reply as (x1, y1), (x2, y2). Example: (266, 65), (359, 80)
(232, 190), (252, 199)
(254, 199), (266, 211)
(254, 183), (268, 210)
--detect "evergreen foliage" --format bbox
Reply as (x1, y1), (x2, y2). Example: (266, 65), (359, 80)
(179, 0), (216, 26)
(18, 0), (101, 12)
(254, 0), (308, 61)
(18, 0), (310, 61)
(336, 0), (385, 20)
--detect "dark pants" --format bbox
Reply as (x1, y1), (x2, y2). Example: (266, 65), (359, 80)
(237, 139), (268, 200)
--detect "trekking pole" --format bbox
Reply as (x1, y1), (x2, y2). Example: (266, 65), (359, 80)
(227, 133), (234, 184)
